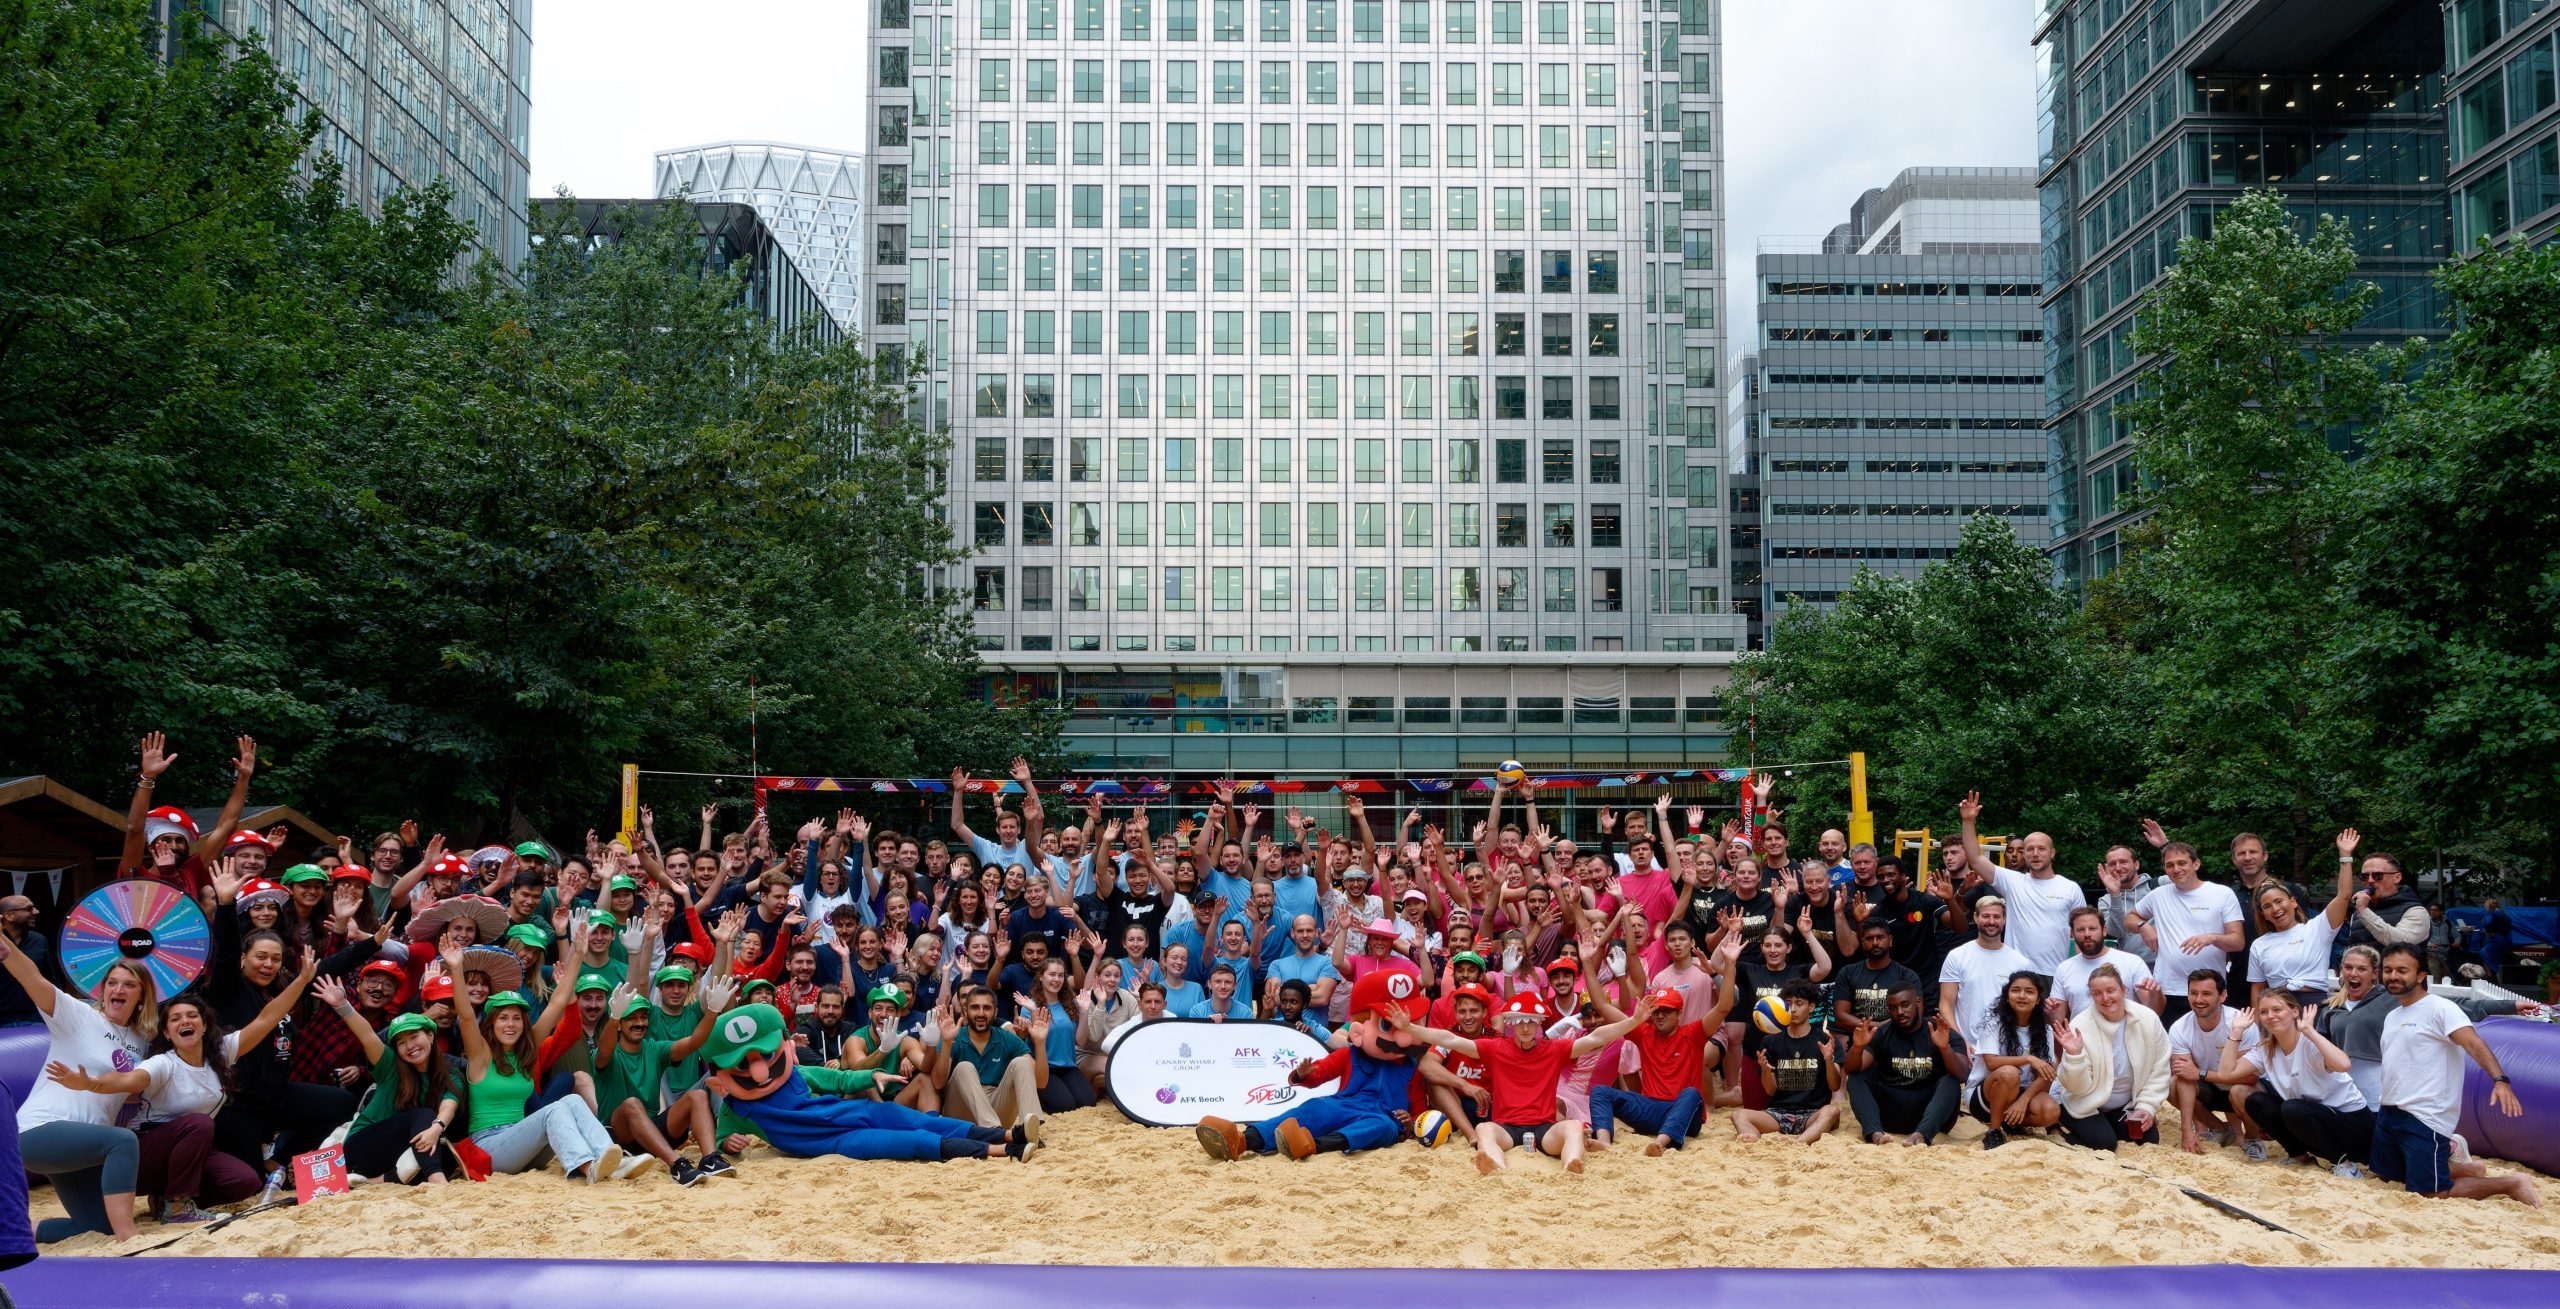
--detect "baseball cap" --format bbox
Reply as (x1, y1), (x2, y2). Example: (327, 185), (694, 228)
(482, 992), (531, 1015)
(420, 975), (454, 1004)
(703, 1003), (788, 1070)
(504, 923), (553, 951)
(384, 1013), (438, 1042)
(1644, 987), (1685, 1011)
(573, 974), (615, 995)
(651, 964), (697, 987)
(866, 983), (910, 1008)
(613, 994), (653, 1019)
(585, 909), (620, 930)
(278, 864), (329, 886)
(1451, 951), (1488, 970)
(606, 874), (640, 894)
(513, 841), (556, 862)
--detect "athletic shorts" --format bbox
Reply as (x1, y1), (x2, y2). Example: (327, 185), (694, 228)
(2194, 1082), (2231, 1112)
(1454, 1089), (1486, 1127)
(1768, 1109), (1816, 1136)
(1965, 1086), (1991, 1120)
(1495, 1121), (1553, 1148)
(2369, 1106), (2453, 1194)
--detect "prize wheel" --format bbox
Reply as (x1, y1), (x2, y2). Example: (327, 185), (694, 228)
(59, 878), (212, 1000)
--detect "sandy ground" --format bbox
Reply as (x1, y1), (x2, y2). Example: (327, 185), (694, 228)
(34, 1105), (2560, 1268)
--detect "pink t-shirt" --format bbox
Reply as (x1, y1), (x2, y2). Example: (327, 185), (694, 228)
(1329, 953), (1423, 1023)
(1651, 961), (1721, 1027)
(1555, 1036), (1639, 1124)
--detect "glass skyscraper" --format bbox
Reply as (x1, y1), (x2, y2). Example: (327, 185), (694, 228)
(176, 0), (533, 269)
(657, 143), (871, 336)
(2035, 0), (2449, 587)
(2447, 0), (2560, 246)
(1749, 168), (2047, 624)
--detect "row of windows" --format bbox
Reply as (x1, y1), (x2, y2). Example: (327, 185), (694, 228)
(967, 371), (1627, 418)
(979, 633), (1691, 652)
(969, 563), (1632, 612)
(971, 434), (1630, 482)
(1763, 372), (2043, 387)
(1760, 415), (2041, 430)
(1766, 544), (1958, 561)
(971, 309), (1631, 356)
(2454, 29), (2559, 163)
(1764, 459), (2046, 475)
(2459, 131), (2560, 246)
(967, 55), (1628, 109)
(1286, 692), (1723, 725)
(1763, 325), (2044, 344)
(963, 119), (1632, 170)
(1766, 501), (2046, 518)
(957, 180), (1629, 233)
(968, 245), (1622, 293)
(1764, 280), (2037, 299)
(960, 0), (1628, 46)
(969, 499), (1635, 548)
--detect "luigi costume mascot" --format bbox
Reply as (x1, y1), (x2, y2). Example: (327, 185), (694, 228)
(701, 1003), (1041, 1162)
(1192, 968), (1430, 1162)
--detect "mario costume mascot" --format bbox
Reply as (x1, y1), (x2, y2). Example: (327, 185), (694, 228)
(700, 1002), (1040, 1162)
(1193, 968), (1429, 1162)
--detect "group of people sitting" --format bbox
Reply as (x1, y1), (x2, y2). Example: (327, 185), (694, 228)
(3, 733), (2543, 1250)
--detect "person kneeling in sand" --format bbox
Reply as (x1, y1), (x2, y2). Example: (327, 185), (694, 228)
(703, 1003), (1037, 1163)
(1386, 990), (1655, 1174)
(1733, 979), (1840, 1144)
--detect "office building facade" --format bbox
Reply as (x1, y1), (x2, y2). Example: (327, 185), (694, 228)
(858, 0), (1736, 666)
(540, 200), (847, 342)
(2447, 0), (2560, 247)
(176, 0), (532, 268)
(657, 143), (873, 335)
(1750, 168), (2047, 623)
(1722, 349), (1760, 647)
(2035, 0), (2450, 587)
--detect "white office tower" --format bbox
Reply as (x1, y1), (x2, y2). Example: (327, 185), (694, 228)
(865, 0), (1738, 777)
(657, 143), (874, 335)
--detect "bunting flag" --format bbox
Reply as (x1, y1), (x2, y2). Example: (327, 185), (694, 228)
(752, 765), (1773, 803)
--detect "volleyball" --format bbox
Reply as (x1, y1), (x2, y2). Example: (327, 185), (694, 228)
(1751, 996), (1792, 1035)
(1494, 760), (1528, 786)
(1412, 1109), (1456, 1147)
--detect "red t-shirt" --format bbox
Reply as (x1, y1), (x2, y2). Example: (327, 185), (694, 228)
(1474, 1034), (1576, 1125)
(1627, 1019), (1708, 1101)
(122, 855), (210, 905)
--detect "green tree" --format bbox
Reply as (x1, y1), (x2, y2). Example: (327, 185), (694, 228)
(1732, 515), (2146, 867)
(2333, 240), (2560, 884)
(2106, 189), (2395, 876)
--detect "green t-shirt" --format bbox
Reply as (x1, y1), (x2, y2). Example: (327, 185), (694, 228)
(850, 1027), (906, 1077)
(647, 1001), (706, 1092)
(594, 1037), (673, 1117)
(465, 1057), (537, 1135)
(350, 1047), (459, 1133)
(575, 958), (627, 991)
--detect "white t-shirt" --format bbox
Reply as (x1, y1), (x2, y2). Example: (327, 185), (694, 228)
(14, 997), (150, 1132)
(2380, 993), (2475, 1135)
(2246, 917), (2339, 994)
(1941, 938), (2034, 1084)
(2238, 1035), (2366, 1111)
(1988, 868), (2086, 972)
(2134, 881), (2244, 991)
(2052, 948), (2155, 1016)
(2167, 1005), (2246, 1079)
(137, 1033), (248, 1124)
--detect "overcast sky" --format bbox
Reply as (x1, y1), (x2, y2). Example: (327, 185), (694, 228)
(528, 0), (2037, 348)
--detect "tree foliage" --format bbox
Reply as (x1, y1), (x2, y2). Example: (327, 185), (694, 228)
(0, 2), (1057, 840)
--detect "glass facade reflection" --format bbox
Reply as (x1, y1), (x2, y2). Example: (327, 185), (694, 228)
(2445, 0), (2560, 248)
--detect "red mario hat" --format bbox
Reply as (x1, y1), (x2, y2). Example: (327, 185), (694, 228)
(143, 806), (199, 847)
(1346, 968), (1427, 1021)
(1497, 993), (1552, 1026)
(1449, 983), (1499, 1013)
(420, 974), (455, 1004)
(224, 830), (275, 854)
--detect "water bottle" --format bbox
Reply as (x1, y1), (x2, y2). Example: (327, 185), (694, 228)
(258, 1166), (286, 1205)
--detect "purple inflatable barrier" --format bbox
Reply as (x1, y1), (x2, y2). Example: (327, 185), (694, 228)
(3, 1259), (2554, 1308)
(0, 1024), (46, 1108)
(2458, 1015), (2559, 1175)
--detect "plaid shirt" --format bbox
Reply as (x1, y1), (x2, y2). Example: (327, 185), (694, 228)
(289, 998), (377, 1085)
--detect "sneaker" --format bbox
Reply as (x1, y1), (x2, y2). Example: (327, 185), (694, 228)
(697, 1153), (736, 1180)
(2332, 1161), (2368, 1180)
(161, 1201), (218, 1225)
(2242, 1139), (2271, 1162)
(2451, 1133), (2474, 1165)
(611, 1152), (660, 1182)
(670, 1158), (704, 1188)
(2273, 1153), (2305, 1167)
(1982, 1129), (2009, 1151)
(584, 1146), (624, 1184)
(394, 1149), (423, 1184)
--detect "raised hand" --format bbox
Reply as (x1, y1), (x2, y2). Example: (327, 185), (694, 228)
(312, 974), (350, 1010)
(699, 975), (740, 1014)
(702, 801), (719, 829)
(2139, 817), (2167, 849)
(1344, 794), (1366, 819)
(1010, 756), (1034, 785)
(402, 819), (421, 847)
(714, 907), (747, 944)
(139, 732), (178, 778)
(1957, 791), (1983, 824)
(2097, 860), (2128, 895)
(234, 735), (259, 780)
(1848, 1016), (1877, 1046)
(2335, 828), (2360, 858)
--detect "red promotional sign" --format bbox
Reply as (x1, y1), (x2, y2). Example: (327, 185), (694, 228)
(292, 1145), (351, 1204)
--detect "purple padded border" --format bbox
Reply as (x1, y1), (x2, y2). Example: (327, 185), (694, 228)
(3, 1260), (2553, 1308)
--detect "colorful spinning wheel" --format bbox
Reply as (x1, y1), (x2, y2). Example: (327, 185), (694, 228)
(60, 878), (211, 1000)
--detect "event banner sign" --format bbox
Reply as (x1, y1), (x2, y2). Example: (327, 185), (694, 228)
(1104, 1019), (1336, 1128)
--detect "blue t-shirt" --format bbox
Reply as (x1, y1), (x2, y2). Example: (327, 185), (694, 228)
(1160, 980), (1206, 1014)
(1209, 953), (1259, 994)
(970, 835), (1037, 876)
(1160, 919), (1209, 970)
(1270, 871), (1322, 927)
(1043, 1001), (1077, 1065)
(1043, 853), (1096, 900)
(1179, 993), (1255, 1021)
(1268, 951), (1342, 994)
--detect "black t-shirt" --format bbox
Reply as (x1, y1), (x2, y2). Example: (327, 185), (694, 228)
(1738, 960), (1816, 1056)
(1006, 905), (1073, 959)
(1100, 886), (1170, 951)
(1860, 889), (1949, 981)
(1836, 959), (1923, 1023)
(1866, 1019), (1962, 1091)
(1701, 889), (1776, 949)
(1761, 1028), (1831, 1112)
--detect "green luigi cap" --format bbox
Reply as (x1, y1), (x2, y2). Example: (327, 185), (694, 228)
(384, 1013), (438, 1041)
(514, 841), (556, 862)
(482, 992), (531, 1015)
(866, 983), (909, 1008)
(651, 964), (696, 988)
(613, 994), (653, 1020)
(741, 975), (776, 996)
(703, 1002), (788, 1070)
(585, 909), (620, 930)
(504, 923), (553, 951)
(573, 974), (615, 995)
(279, 864), (329, 886)
(605, 874), (640, 894)
(1452, 951), (1488, 969)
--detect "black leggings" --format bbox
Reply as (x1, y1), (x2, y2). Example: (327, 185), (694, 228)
(2244, 1089), (2373, 1164)
(2056, 1104), (2160, 1150)
(1038, 1064), (1097, 1115)
(341, 1109), (456, 1184)
(214, 1080), (358, 1173)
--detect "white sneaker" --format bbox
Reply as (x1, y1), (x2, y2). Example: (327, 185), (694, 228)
(2332, 1161), (2367, 1180)
(2451, 1133), (2474, 1165)
(394, 1148), (422, 1184)
(2242, 1139), (2271, 1162)
(610, 1152), (660, 1181)
(584, 1146), (624, 1184)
